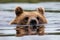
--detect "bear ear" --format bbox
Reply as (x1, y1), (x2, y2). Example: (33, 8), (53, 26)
(37, 7), (45, 15)
(15, 6), (23, 16)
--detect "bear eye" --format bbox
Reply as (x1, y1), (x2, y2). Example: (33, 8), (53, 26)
(36, 17), (40, 20)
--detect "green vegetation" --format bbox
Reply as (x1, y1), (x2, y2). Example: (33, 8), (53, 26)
(0, 0), (60, 3)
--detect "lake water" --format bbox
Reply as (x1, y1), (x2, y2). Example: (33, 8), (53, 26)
(0, 2), (60, 40)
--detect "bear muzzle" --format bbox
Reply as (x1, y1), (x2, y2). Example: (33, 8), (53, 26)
(29, 19), (39, 31)
(30, 19), (37, 26)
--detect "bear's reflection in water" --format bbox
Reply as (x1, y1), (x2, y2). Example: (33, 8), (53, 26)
(10, 6), (47, 36)
(16, 25), (45, 36)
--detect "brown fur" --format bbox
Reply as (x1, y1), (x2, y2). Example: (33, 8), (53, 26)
(10, 6), (47, 36)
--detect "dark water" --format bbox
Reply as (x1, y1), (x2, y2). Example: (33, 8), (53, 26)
(0, 2), (60, 40)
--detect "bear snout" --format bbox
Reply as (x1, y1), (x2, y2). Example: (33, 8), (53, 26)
(30, 19), (37, 26)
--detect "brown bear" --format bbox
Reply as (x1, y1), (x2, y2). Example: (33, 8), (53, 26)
(10, 6), (47, 36)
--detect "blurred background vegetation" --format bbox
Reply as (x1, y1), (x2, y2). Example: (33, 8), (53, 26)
(0, 0), (60, 3)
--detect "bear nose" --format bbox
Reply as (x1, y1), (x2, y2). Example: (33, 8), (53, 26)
(30, 20), (37, 25)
